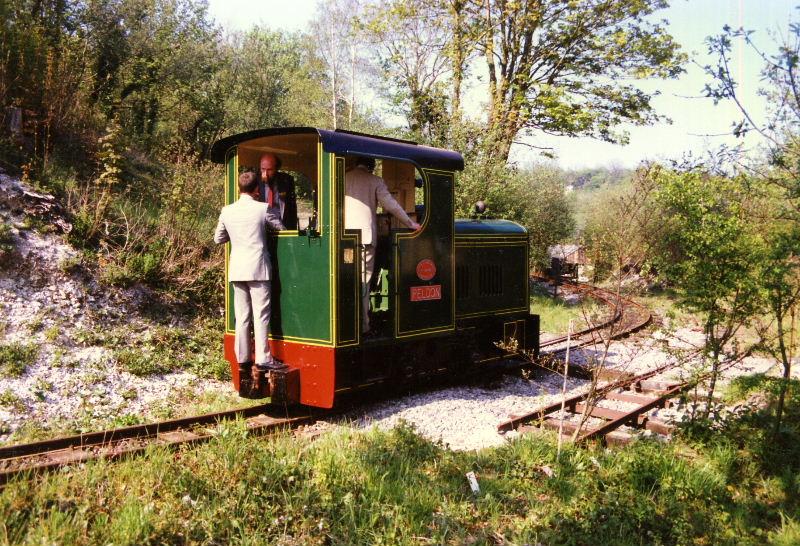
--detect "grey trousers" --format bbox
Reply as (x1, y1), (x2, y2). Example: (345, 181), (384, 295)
(361, 244), (375, 333)
(232, 280), (272, 365)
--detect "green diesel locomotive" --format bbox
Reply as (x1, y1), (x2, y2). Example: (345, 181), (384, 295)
(209, 127), (539, 407)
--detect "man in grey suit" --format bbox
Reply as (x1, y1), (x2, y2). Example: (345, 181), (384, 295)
(214, 171), (285, 396)
(345, 156), (421, 334)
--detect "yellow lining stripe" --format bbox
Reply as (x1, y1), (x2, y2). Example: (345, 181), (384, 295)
(456, 307), (529, 319)
(336, 156), (360, 346)
(394, 167), (456, 338)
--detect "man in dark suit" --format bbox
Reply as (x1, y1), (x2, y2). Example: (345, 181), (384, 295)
(258, 153), (298, 230)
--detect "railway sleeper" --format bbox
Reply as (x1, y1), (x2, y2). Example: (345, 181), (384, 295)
(537, 418), (634, 445)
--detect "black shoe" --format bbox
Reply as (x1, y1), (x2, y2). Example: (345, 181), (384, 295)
(238, 377), (253, 398)
(256, 359), (287, 371)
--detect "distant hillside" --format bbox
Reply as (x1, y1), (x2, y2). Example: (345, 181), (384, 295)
(564, 166), (634, 234)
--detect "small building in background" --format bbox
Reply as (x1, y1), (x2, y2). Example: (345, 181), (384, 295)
(547, 244), (588, 282)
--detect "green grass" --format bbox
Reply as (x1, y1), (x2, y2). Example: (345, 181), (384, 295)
(530, 285), (600, 334)
(0, 388), (25, 412)
(85, 318), (231, 379)
(0, 221), (14, 252)
(0, 342), (38, 377)
(2, 397), (800, 545)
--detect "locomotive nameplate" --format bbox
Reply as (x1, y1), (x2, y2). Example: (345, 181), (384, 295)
(410, 284), (442, 301)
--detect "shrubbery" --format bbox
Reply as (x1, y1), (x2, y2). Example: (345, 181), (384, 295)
(113, 319), (230, 380)
(0, 342), (38, 377)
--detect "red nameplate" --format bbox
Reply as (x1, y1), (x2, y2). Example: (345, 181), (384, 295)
(410, 284), (441, 301)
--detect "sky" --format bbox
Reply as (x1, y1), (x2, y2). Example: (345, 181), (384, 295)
(206, 0), (797, 170)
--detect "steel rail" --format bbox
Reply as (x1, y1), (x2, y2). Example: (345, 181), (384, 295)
(497, 360), (676, 433)
(0, 404), (316, 485)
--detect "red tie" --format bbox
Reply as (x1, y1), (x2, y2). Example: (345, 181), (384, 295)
(267, 185), (274, 207)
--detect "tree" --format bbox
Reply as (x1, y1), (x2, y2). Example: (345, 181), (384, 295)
(362, 0), (457, 144)
(476, 0), (684, 161)
(704, 18), (800, 433)
(757, 222), (800, 435)
(456, 159), (575, 268)
(309, 0), (369, 130)
(583, 164), (663, 282)
(652, 169), (762, 416)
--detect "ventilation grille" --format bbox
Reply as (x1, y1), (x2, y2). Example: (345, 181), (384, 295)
(478, 264), (503, 296)
(456, 264), (470, 298)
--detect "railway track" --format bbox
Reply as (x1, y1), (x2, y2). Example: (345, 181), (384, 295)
(498, 278), (677, 445)
(501, 280), (745, 445)
(0, 280), (653, 482)
(497, 362), (687, 445)
(538, 280), (652, 354)
(0, 404), (316, 485)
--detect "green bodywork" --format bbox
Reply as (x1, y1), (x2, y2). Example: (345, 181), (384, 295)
(454, 220), (529, 319)
(224, 147), (334, 345)
(224, 143), (461, 346)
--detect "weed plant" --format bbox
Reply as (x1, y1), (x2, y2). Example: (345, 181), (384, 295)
(0, 389), (25, 412)
(2, 385), (800, 546)
(0, 342), (38, 377)
(113, 318), (230, 379)
(0, 222), (14, 265)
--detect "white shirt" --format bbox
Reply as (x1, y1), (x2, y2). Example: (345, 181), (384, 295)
(344, 165), (415, 245)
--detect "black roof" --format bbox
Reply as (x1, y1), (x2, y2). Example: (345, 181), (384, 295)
(208, 127), (464, 171)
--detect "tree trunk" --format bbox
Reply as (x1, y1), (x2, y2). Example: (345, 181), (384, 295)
(349, 45), (355, 128)
(703, 317), (719, 420)
(449, 0), (465, 120)
(774, 309), (792, 436)
(331, 66), (337, 130)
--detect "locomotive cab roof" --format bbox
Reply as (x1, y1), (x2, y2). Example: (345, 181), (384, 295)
(209, 127), (465, 171)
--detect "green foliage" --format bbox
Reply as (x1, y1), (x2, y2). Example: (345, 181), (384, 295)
(653, 170), (763, 329)
(114, 318), (229, 379)
(0, 389), (25, 412)
(583, 165), (663, 282)
(3, 392), (800, 544)
(366, 0), (685, 161)
(115, 348), (168, 377)
(0, 222), (15, 267)
(0, 342), (38, 377)
(220, 28), (329, 133)
(456, 158), (575, 269)
(100, 249), (164, 288)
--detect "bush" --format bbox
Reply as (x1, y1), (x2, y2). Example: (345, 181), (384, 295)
(115, 349), (170, 377)
(0, 389), (26, 412)
(0, 342), (38, 377)
(0, 222), (15, 266)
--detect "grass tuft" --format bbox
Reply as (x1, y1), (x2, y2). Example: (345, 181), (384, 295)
(0, 389), (26, 412)
(530, 283), (598, 334)
(0, 342), (38, 377)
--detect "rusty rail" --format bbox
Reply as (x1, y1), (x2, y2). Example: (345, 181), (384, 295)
(538, 280), (652, 352)
(0, 404), (316, 485)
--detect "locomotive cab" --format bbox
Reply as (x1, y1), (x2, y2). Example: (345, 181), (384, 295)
(210, 127), (538, 408)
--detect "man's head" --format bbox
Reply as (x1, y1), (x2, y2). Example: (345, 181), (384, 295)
(354, 156), (376, 172)
(259, 153), (282, 183)
(238, 171), (259, 196)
